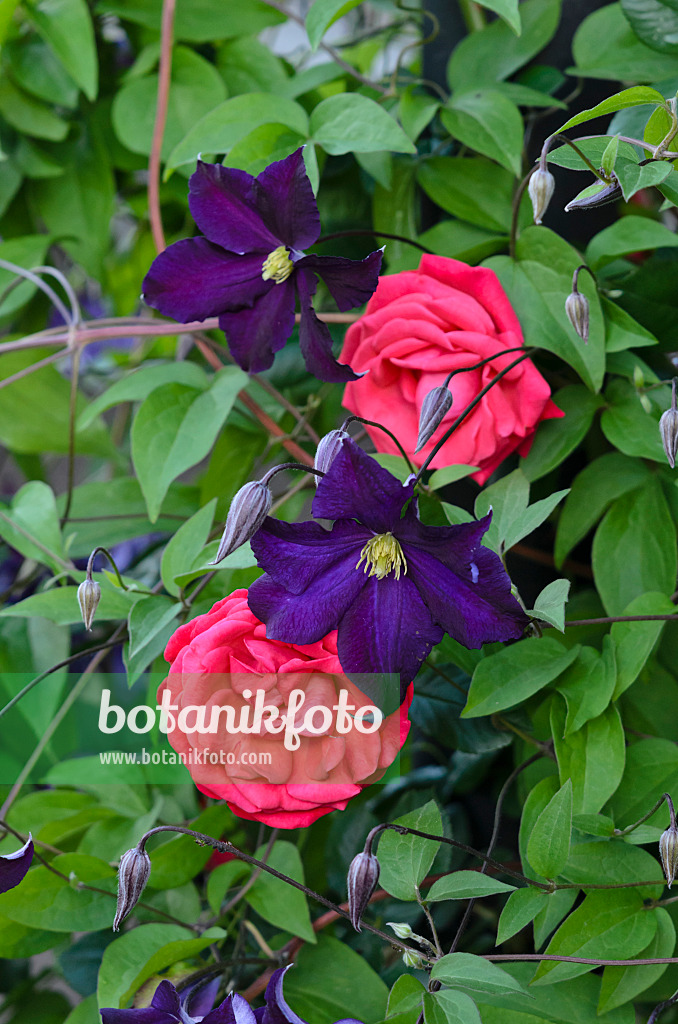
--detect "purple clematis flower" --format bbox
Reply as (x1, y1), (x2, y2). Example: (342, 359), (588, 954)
(0, 834), (33, 894)
(142, 149), (382, 383)
(248, 439), (529, 694)
(100, 966), (364, 1024)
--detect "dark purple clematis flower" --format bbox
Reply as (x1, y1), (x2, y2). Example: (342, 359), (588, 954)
(142, 149), (382, 383)
(100, 966), (364, 1024)
(0, 834), (33, 894)
(248, 439), (529, 694)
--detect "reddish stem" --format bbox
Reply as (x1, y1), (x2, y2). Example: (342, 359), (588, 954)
(148, 0), (176, 253)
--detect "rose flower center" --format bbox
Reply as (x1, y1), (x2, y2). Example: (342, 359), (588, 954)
(262, 245), (294, 284)
(356, 532), (407, 581)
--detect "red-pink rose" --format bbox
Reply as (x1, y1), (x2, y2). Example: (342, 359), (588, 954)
(161, 589), (411, 829)
(340, 254), (563, 485)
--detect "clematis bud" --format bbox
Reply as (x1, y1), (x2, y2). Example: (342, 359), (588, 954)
(113, 844), (151, 930)
(528, 167), (556, 225)
(314, 429), (349, 483)
(565, 290), (590, 345)
(211, 480), (272, 564)
(77, 578), (101, 631)
(347, 850), (380, 932)
(387, 921), (414, 939)
(660, 379), (678, 470)
(564, 177), (623, 211)
(415, 386), (453, 452)
(402, 949), (426, 968)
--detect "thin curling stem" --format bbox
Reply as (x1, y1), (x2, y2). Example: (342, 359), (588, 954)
(647, 988), (678, 1024)
(262, 462), (325, 485)
(342, 415), (416, 475)
(614, 793), (672, 836)
(442, 346), (528, 387)
(572, 263), (597, 293)
(0, 258), (74, 326)
(85, 546), (130, 591)
(541, 133), (612, 182)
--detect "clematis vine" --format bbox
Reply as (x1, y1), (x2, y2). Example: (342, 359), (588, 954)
(142, 148), (382, 382)
(0, 834), (33, 894)
(247, 438), (529, 694)
(100, 965), (365, 1024)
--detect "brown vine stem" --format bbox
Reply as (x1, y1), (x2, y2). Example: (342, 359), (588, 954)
(566, 614), (678, 627)
(148, 0), (175, 253)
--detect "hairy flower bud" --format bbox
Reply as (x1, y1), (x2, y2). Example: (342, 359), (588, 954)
(77, 578), (101, 631)
(415, 386), (453, 453)
(660, 409), (678, 469)
(113, 845), (151, 930)
(347, 850), (380, 932)
(402, 949), (426, 969)
(565, 291), (590, 345)
(660, 824), (678, 888)
(386, 921), (414, 939)
(211, 480), (272, 564)
(314, 429), (349, 483)
(528, 168), (556, 225)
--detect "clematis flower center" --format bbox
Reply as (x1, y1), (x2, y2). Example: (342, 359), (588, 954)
(262, 245), (294, 284)
(356, 533), (407, 581)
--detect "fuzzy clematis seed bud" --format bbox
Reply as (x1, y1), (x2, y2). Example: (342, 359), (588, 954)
(402, 949), (426, 969)
(314, 429), (349, 483)
(347, 850), (380, 932)
(77, 578), (101, 631)
(660, 380), (678, 470)
(528, 168), (556, 225)
(113, 845), (151, 930)
(660, 824), (678, 888)
(565, 290), (590, 345)
(211, 480), (272, 564)
(386, 921), (414, 939)
(415, 386), (453, 453)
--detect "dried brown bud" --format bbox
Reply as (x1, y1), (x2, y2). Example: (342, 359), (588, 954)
(347, 850), (380, 932)
(660, 825), (678, 888)
(528, 168), (556, 225)
(113, 845), (151, 930)
(415, 386), (453, 453)
(565, 291), (590, 345)
(211, 480), (272, 564)
(314, 429), (349, 482)
(77, 578), (101, 631)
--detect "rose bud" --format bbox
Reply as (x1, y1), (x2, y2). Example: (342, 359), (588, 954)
(660, 380), (678, 470)
(347, 850), (380, 932)
(77, 578), (101, 631)
(113, 844), (151, 930)
(414, 385), (453, 453)
(528, 167), (556, 225)
(565, 290), (590, 345)
(660, 823), (678, 888)
(211, 480), (272, 564)
(314, 429), (349, 482)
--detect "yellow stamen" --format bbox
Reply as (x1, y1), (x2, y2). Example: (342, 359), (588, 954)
(356, 533), (407, 581)
(262, 245), (294, 284)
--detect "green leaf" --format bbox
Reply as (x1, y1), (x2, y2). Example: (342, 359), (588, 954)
(113, 47), (227, 160)
(609, 737), (678, 828)
(520, 386), (603, 482)
(587, 214), (678, 270)
(6, 36), (79, 108)
(447, 0), (561, 91)
(601, 133), (620, 176)
(224, 123), (306, 177)
(474, 0), (520, 33)
(245, 841), (314, 942)
(0, 854), (115, 932)
(217, 36), (288, 96)
(124, 595), (182, 686)
(534, 889), (657, 984)
(551, 700), (626, 814)
(599, 907), (675, 1011)
(0, 481), (66, 573)
(571, 2), (678, 80)
(475, 470), (568, 553)
(388, 975), (427, 1017)
(427, 465), (480, 489)
(97, 923), (225, 1008)
(398, 86), (440, 142)
(601, 377), (668, 462)
(0, 236), (52, 318)
(284, 934), (388, 1024)
(560, 838), (664, 898)
(612, 592), (676, 697)
(431, 952), (528, 995)
(78, 362), (208, 430)
(463, 638), (579, 718)
(161, 500), (216, 597)
(592, 478), (677, 616)
(417, 157), (515, 232)
(621, 0), (678, 53)
(555, 86), (667, 132)
(530, 579), (571, 632)
(378, 799), (443, 900)
(496, 887), (549, 944)
(419, 219), (507, 264)
(0, 77), (68, 141)
(0, 579), (143, 624)
(97, 0), (285, 41)
(556, 640), (617, 733)
(441, 90), (523, 176)
(206, 859), (250, 915)
(426, 871), (515, 901)
(167, 93), (309, 170)
(602, 295), (659, 351)
(526, 779), (572, 878)
(306, 0), (365, 49)
(410, 665), (511, 753)
(310, 94), (415, 156)
(132, 366), (246, 522)
(616, 156), (672, 201)
(424, 990), (482, 1024)
(27, 0), (98, 100)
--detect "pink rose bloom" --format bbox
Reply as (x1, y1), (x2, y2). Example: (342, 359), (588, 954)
(341, 254), (563, 485)
(161, 589), (411, 829)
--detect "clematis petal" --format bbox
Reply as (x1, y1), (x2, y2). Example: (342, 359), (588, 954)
(404, 542), (528, 649)
(337, 575), (443, 692)
(312, 437), (415, 535)
(248, 549), (368, 645)
(183, 977), (221, 1020)
(188, 161), (279, 254)
(0, 834), (33, 894)
(255, 148), (320, 251)
(219, 277), (296, 373)
(251, 518), (369, 595)
(260, 968), (306, 1024)
(396, 504), (493, 574)
(142, 239), (268, 323)
(296, 270), (362, 383)
(296, 249), (383, 311)
(100, 1007), (177, 1024)
(204, 993), (259, 1024)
